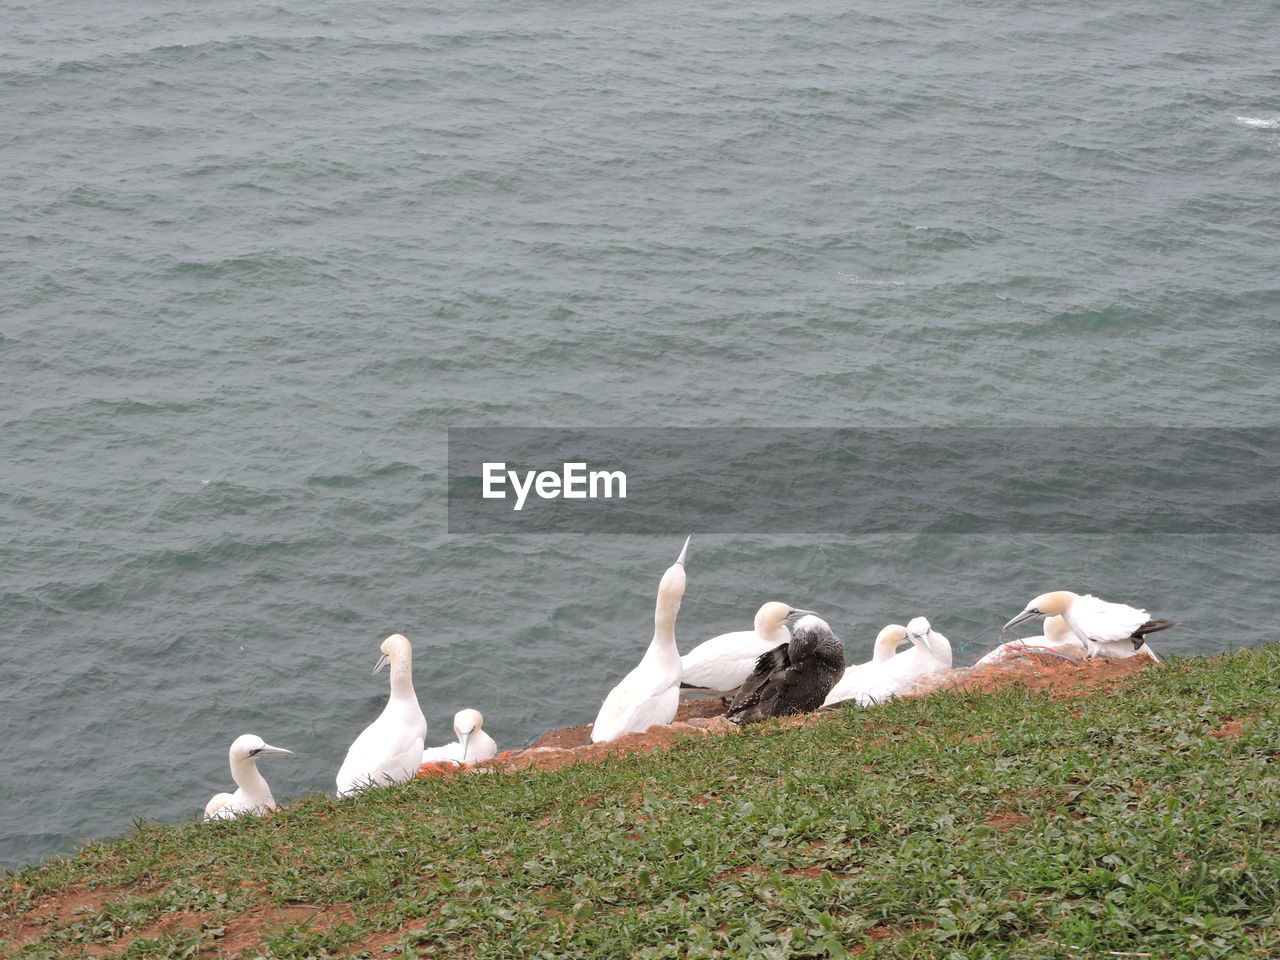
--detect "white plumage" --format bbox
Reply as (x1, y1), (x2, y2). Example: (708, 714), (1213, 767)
(336, 633), (428, 797)
(827, 617), (952, 707)
(590, 537), (690, 743)
(680, 600), (816, 696)
(204, 734), (294, 821)
(1003, 591), (1171, 662)
(974, 615), (1087, 666)
(422, 708), (498, 765)
(822, 623), (908, 706)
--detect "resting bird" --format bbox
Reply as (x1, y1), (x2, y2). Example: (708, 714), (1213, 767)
(680, 601), (817, 697)
(336, 633), (428, 797)
(1003, 591), (1173, 662)
(974, 615), (1087, 666)
(591, 537), (691, 743)
(838, 616), (953, 706)
(822, 623), (908, 706)
(726, 614), (845, 724)
(422, 708), (498, 765)
(204, 734), (294, 821)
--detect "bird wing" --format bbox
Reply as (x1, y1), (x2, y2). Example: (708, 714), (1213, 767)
(204, 792), (233, 820)
(680, 630), (777, 690)
(467, 731), (499, 763)
(337, 713), (428, 794)
(726, 643), (792, 722)
(850, 648), (929, 706)
(592, 664), (681, 741)
(1073, 594), (1151, 643)
(592, 684), (679, 741)
(422, 741), (464, 763)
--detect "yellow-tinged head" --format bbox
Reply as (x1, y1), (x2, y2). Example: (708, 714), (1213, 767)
(753, 601), (820, 634)
(872, 624), (908, 662)
(373, 633), (412, 674)
(1003, 591), (1078, 631)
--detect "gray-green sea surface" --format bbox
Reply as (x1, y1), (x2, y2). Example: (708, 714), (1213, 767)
(2, 0), (1278, 869)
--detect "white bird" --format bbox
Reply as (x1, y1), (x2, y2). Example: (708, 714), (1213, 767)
(822, 623), (908, 706)
(203, 734), (294, 821)
(680, 601), (817, 697)
(829, 616), (952, 706)
(421, 708), (498, 765)
(590, 536), (690, 743)
(1003, 591), (1173, 662)
(336, 633), (428, 797)
(973, 615), (1087, 667)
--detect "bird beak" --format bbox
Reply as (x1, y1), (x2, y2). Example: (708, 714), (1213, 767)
(372, 654), (391, 675)
(460, 730), (472, 758)
(676, 535), (691, 566)
(1003, 609), (1039, 631)
(912, 630), (934, 655)
(255, 745), (296, 759)
(786, 609), (818, 621)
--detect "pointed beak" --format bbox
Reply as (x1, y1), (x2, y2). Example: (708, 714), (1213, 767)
(1003, 609), (1040, 631)
(676, 535), (691, 566)
(372, 654), (391, 675)
(786, 609), (818, 622)
(459, 730), (473, 759)
(254, 745), (296, 759)
(912, 629), (934, 655)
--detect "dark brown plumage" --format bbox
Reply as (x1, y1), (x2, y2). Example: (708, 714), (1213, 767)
(726, 616), (845, 725)
(1129, 619), (1179, 650)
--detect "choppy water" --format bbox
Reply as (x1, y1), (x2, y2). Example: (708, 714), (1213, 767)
(3, 0), (1279, 871)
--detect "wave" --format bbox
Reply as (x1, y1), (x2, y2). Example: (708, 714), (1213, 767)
(1233, 115), (1280, 130)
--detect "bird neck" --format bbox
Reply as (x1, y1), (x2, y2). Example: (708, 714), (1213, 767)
(645, 586), (683, 666)
(924, 632), (951, 661)
(642, 604), (682, 672)
(756, 620), (790, 646)
(387, 655), (416, 701)
(230, 756), (272, 805)
(873, 632), (904, 662)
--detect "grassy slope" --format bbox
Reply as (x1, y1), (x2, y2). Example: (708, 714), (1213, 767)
(4, 648), (1280, 959)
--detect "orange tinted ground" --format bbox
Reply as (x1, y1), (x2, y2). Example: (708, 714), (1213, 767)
(453, 652), (1159, 775)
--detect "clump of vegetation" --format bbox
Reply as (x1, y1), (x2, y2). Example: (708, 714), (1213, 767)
(4, 648), (1279, 958)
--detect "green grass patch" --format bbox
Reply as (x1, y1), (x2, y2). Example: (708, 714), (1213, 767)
(5, 648), (1280, 958)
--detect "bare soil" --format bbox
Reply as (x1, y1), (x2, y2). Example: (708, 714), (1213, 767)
(453, 653), (1159, 777)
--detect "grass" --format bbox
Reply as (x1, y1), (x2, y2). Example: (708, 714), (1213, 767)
(4, 647), (1280, 958)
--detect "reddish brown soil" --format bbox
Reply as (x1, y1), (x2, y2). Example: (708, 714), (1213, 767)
(457, 654), (1159, 778)
(478, 715), (740, 774)
(913, 652), (1157, 698)
(1207, 718), (1247, 740)
(985, 811), (1034, 829)
(2, 894), (353, 958)
(526, 697), (730, 750)
(5, 885), (106, 948)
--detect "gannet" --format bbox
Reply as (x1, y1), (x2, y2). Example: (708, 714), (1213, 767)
(832, 616), (952, 706)
(336, 633), (428, 797)
(590, 537), (690, 743)
(680, 601), (818, 697)
(421, 708), (498, 765)
(1003, 591), (1174, 662)
(973, 615), (1087, 667)
(203, 734), (294, 821)
(726, 614), (845, 724)
(822, 623), (908, 706)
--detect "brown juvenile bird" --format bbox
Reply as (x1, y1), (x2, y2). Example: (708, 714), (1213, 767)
(726, 615), (845, 725)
